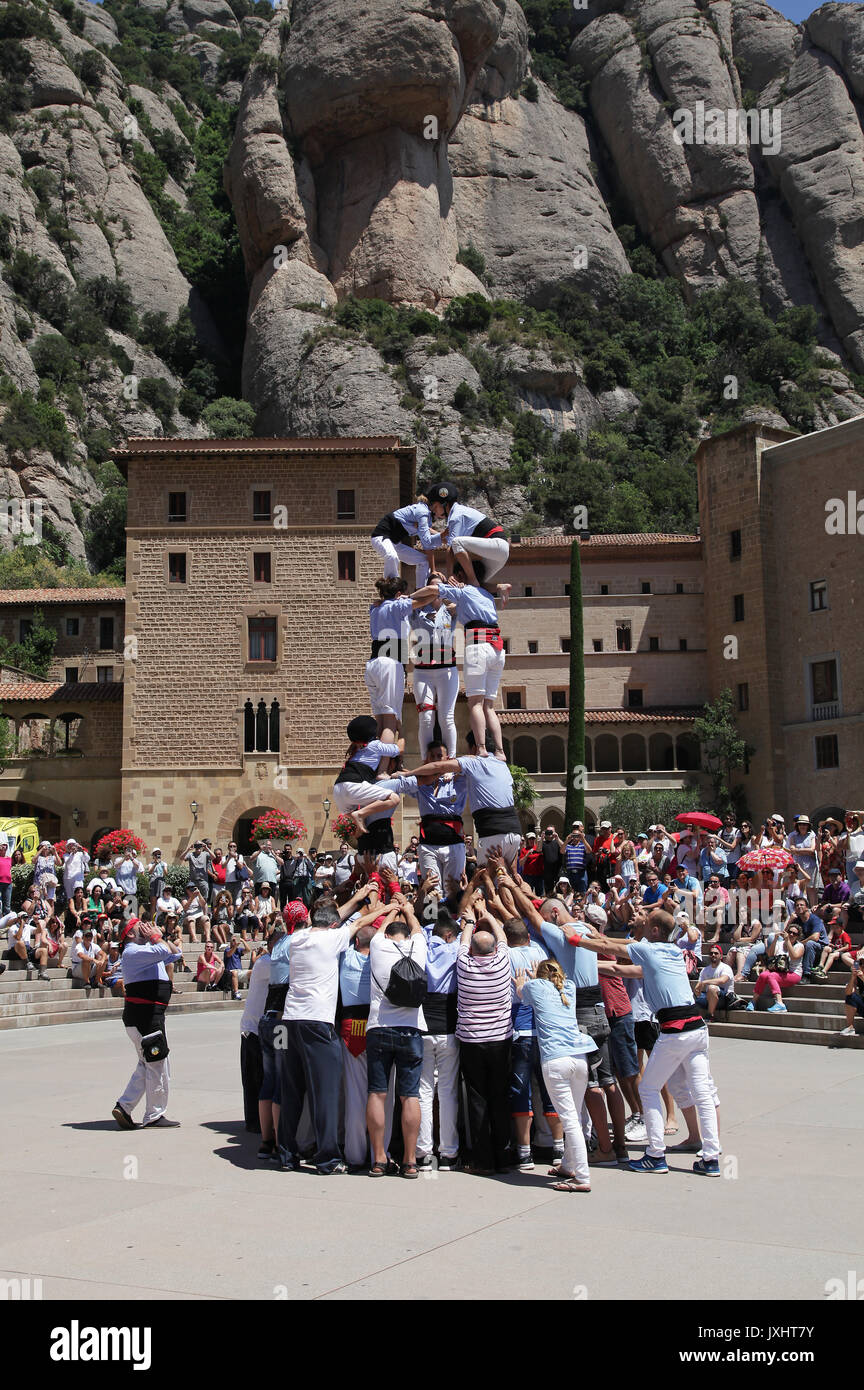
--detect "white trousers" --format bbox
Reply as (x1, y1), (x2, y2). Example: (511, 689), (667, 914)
(640, 1025), (721, 1160)
(418, 1033), (460, 1159)
(450, 534), (509, 582)
(364, 656), (405, 721)
(118, 1025), (170, 1125)
(418, 841), (467, 894)
(413, 666), (459, 757)
(371, 535), (429, 588)
(341, 1041), (369, 1167)
(541, 1055), (590, 1184)
(477, 832), (522, 870)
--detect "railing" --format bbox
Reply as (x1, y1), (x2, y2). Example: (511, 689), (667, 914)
(812, 701), (840, 721)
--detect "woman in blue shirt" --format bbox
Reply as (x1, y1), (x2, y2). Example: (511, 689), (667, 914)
(371, 498), (441, 588)
(515, 959), (598, 1193)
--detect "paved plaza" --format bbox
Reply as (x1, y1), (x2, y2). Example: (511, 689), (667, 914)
(1, 1016), (862, 1301)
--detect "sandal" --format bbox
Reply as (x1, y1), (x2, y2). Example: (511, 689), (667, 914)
(401, 1163), (419, 1179)
(664, 1123), (679, 1135)
(369, 1161), (388, 1176)
(552, 1178), (591, 1193)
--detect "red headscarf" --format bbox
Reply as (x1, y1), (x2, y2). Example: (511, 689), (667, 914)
(282, 901), (309, 934)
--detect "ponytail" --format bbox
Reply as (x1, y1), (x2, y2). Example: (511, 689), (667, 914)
(537, 958), (572, 1010)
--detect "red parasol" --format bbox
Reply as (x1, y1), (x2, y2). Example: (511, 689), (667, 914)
(737, 847), (794, 874)
(675, 812), (723, 832)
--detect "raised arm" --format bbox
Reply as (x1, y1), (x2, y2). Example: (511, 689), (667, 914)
(406, 757), (461, 779)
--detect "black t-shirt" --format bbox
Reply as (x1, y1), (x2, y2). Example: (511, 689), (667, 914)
(542, 838), (562, 870)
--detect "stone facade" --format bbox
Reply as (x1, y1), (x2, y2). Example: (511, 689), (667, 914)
(0, 590), (125, 684)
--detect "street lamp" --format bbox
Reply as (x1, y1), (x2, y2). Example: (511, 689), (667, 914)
(71, 807), (80, 826)
(323, 797), (331, 816)
(190, 800), (199, 822)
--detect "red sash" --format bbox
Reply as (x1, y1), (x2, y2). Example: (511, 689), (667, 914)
(340, 1016), (367, 1057)
(465, 626), (503, 652)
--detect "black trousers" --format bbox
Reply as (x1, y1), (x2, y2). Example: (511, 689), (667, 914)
(277, 1020), (344, 1171)
(240, 1032), (263, 1132)
(460, 1038), (512, 1170)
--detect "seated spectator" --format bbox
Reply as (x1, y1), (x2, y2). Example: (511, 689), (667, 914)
(701, 876), (731, 944)
(181, 884), (210, 945)
(726, 911), (764, 981)
(847, 860), (864, 926)
(747, 952), (800, 1013)
(820, 922), (855, 974)
(820, 866), (851, 911)
(155, 886), (183, 925)
(70, 927), (106, 987)
(101, 943), (125, 996)
(253, 883), (279, 930)
(222, 936), (247, 999)
(86, 883), (107, 916)
(694, 945), (734, 1017)
(3, 911), (50, 979)
(63, 886), (87, 938)
(793, 898), (830, 979)
(830, 951), (864, 1043)
(42, 914), (67, 970)
(235, 885), (262, 941)
(196, 942), (224, 991)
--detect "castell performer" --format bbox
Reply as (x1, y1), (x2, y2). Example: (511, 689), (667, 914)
(429, 482), (510, 588)
(409, 575), (459, 758)
(413, 559), (506, 760)
(370, 496), (443, 588)
(333, 715), (401, 839)
(112, 919), (183, 1130)
(408, 738), (522, 872)
(366, 576), (413, 747)
(389, 740), (468, 893)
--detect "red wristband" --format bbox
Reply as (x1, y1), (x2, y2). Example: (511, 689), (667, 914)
(566, 931), (583, 946)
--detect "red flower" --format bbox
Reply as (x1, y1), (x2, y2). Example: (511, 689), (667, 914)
(93, 829), (147, 860)
(250, 811), (307, 843)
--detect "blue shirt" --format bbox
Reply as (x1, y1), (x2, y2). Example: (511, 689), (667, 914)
(445, 502), (489, 541)
(509, 941), (548, 1034)
(455, 755), (514, 812)
(339, 944), (371, 1006)
(565, 842), (587, 870)
(699, 845), (727, 881)
(120, 940), (182, 984)
(369, 595), (412, 647)
(422, 926), (459, 994)
(642, 884), (664, 905)
(269, 933), (292, 986)
(393, 502), (439, 549)
(627, 938), (694, 1013)
(536, 920), (598, 990)
(393, 773), (467, 819)
(521, 978), (596, 1063)
(346, 740), (400, 776)
(673, 872), (703, 904)
(436, 583), (498, 627)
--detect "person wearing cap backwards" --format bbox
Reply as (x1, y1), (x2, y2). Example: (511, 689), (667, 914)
(112, 919), (183, 1129)
(785, 814), (819, 906)
(370, 495), (443, 589)
(332, 715), (401, 839)
(428, 482), (510, 590)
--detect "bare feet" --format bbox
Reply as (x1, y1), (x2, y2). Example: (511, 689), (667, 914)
(496, 583), (512, 607)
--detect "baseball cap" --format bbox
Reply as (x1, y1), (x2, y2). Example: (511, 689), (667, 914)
(600, 820), (611, 830)
(584, 904), (607, 928)
(556, 875), (570, 886)
(636, 832), (648, 840)
(770, 813), (784, 824)
(571, 820), (583, 828)
(855, 860), (864, 871)
(526, 831), (536, 840)
(828, 866), (841, 876)
(66, 837), (78, 847)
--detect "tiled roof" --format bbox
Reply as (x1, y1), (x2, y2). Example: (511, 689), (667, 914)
(500, 707), (702, 725)
(0, 682), (123, 702)
(113, 436), (412, 455)
(0, 588), (124, 605)
(512, 533), (699, 547)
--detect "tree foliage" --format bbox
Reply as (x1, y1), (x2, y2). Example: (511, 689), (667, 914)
(693, 688), (755, 815)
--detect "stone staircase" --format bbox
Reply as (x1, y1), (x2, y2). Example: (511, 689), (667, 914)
(0, 943), (246, 1031)
(706, 978), (863, 1049)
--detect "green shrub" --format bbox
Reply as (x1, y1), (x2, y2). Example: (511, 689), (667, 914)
(77, 49), (105, 88)
(522, 77), (539, 102)
(11, 864), (35, 910)
(200, 396), (256, 437)
(444, 293), (492, 332)
(0, 375), (74, 461)
(457, 244), (486, 282)
(137, 376), (176, 428)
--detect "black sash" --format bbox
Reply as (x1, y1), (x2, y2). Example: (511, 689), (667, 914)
(573, 982), (602, 1008)
(357, 819), (394, 855)
(370, 638), (410, 664)
(373, 514), (410, 544)
(264, 981), (289, 1015)
(473, 806), (521, 838)
(335, 756), (377, 786)
(420, 814), (464, 846)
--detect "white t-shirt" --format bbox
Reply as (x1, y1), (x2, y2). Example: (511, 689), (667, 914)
(71, 940), (97, 976)
(282, 925), (352, 1024)
(676, 838), (700, 876)
(157, 894), (182, 915)
(63, 849), (90, 896)
(697, 962), (733, 990)
(6, 918), (30, 950)
(367, 932), (428, 1031)
(241, 953), (271, 1035)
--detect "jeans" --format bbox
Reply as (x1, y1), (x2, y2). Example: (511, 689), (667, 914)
(566, 868), (588, 894)
(802, 939), (824, 975)
(277, 1019), (344, 1172)
(0, 881), (10, 914)
(459, 1037), (512, 1170)
(365, 1027), (423, 1098)
(742, 941), (766, 975)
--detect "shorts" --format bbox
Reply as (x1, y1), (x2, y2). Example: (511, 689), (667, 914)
(463, 641), (505, 699)
(477, 832), (522, 867)
(510, 1035), (557, 1117)
(366, 1026), (423, 1098)
(364, 656), (405, 719)
(333, 780), (394, 816)
(845, 991), (864, 1016)
(576, 1002), (613, 1087)
(608, 1011), (639, 1078)
(634, 1019), (660, 1054)
(585, 1037), (615, 1089)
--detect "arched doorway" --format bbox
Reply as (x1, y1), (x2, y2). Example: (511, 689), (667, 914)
(233, 805), (278, 855)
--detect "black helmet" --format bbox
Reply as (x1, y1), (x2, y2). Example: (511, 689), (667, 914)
(433, 482), (458, 507)
(347, 715), (378, 743)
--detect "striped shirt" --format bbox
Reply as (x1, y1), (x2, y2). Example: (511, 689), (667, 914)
(456, 943), (513, 1043)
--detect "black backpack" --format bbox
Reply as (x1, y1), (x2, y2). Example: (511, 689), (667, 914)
(372, 939), (428, 1009)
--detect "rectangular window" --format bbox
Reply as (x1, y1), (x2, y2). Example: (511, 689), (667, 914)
(248, 616), (277, 663)
(600, 584), (609, 595)
(811, 658), (838, 705)
(616, 621), (632, 652)
(168, 552), (187, 584)
(641, 581), (651, 594)
(337, 550), (356, 582)
(563, 584), (570, 597)
(336, 489), (356, 520)
(65, 666), (78, 684)
(253, 552), (272, 584)
(65, 617), (80, 638)
(815, 734), (839, 769)
(549, 688), (567, 709)
(648, 635), (659, 652)
(737, 682), (749, 712)
(679, 637), (688, 651)
(96, 666), (113, 684)
(675, 582), (684, 594)
(99, 617), (115, 649)
(168, 491), (186, 523)
(627, 688), (644, 708)
(524, 585), (533, 597)
(502, 638), (511, 655)
(592, 638), (603, 653)
(19, 617), (32, 641)
(809, 580), (828, 612)
(733, 594), (744, 623)
(527, 640), (538, 654)
(505, 690), (523, 710)
(560, 637), (571, 653)
(253, 489), (271, 523)
(730, 529), (742, 559)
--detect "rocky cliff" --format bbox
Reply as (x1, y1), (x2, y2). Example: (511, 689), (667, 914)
(2, 0), (864, 563)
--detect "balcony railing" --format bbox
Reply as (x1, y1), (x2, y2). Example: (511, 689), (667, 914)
(812, 701), (840, 721)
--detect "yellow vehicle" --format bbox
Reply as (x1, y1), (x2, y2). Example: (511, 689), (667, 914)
(0, 817), (41, 862)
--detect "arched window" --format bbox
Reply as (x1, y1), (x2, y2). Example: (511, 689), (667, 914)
(19, 715), (52, 755)
(245, 699), (281, 755)
(540, 736), (565, 773)
(594, 734), (619, 772)
(649, 732), (674, 770)
(244, 700), (255, 753)
(55, 714), (84, 752)
(621, 733), (647, 771)
(268, 699), (280, 754)
(513, 736), (538, 773)
(676, 732), (701, 771)
(255, 699), (268, 753)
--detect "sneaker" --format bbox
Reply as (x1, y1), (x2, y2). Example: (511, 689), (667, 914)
(38, 970), (50, 981)
(627, 1153), (669, 1174)
(624, 1113), (643, 1133)
(624, 1120), (647, 1144)
(518, 1156), (535, 1173)
(767, 1002), (787, 1013)
(838, 1025), (856, 1037)
(232, 991), (241, 1000)
(745, 1001), (755, 1011)
(693, 1157), (721, 1177)
(436, 1154), (458, 1171)
(416, 1154), (433, 1169)
(112, 1102), (135, 1130)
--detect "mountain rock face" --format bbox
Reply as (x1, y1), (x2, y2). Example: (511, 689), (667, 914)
(2, 0), (864, 562)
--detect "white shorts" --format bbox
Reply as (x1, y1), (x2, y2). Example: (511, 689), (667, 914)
(333, 781), (394, 815)
(477, 832), (522, 868)
(463, 642), (505, 699)
(450, 535), (509, 583)
(364, 657), (405, 719)
(418, 841), (467, 891)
